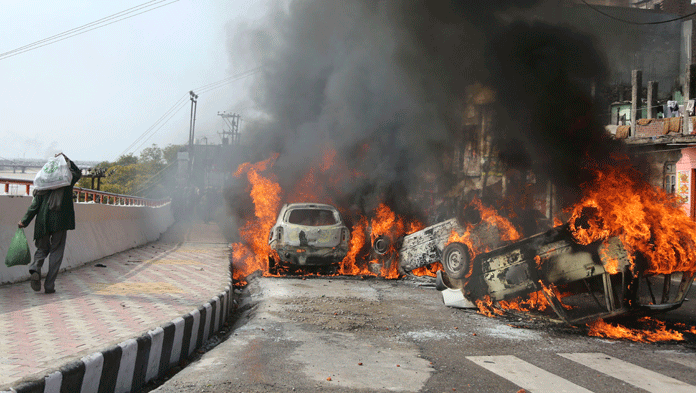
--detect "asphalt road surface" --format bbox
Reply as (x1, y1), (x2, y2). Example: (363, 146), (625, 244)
(149, 276), (696, 393)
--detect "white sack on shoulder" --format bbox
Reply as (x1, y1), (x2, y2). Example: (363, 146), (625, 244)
(33, 155), (73, 191)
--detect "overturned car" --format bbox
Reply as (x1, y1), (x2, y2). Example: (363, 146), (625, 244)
(398, 220), (694, 324)
(268, 203), (350, 274)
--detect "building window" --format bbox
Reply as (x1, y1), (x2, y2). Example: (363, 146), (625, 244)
(665, 163), (676, 193)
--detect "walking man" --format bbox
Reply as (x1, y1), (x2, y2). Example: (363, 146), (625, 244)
(18, 153), (81, 294)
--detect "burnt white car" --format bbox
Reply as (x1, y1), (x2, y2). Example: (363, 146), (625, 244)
(268, 203), (350, 274)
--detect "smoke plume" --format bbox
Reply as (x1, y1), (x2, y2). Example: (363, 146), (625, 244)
(227, 0), (631, 226)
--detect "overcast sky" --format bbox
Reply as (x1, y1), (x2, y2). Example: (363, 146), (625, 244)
(0, 0), (267, 162)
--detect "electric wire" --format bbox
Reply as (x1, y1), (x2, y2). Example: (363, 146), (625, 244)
(131, 160), (177, 196)
(128, 74), (255, 153)
(0, 0), (163, 58)
(104, 66), (263, 195)
(0, 0), (179, 61)
(118, 93), (189, 157)
(119, 67), (262, 158)
(580, 0), (696, 25)
(123, 101), (190, 156)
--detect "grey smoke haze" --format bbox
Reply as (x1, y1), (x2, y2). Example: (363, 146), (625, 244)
(229, 0), (629, 222)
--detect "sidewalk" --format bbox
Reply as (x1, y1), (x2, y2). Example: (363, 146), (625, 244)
(0, 220), (233, 392)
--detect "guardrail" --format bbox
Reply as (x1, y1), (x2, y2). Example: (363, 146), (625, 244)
(0, 178), (170, 207)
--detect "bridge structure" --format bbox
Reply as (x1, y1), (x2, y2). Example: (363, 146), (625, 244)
(0, 178), (234, 393)
(0, 158), (97, 174)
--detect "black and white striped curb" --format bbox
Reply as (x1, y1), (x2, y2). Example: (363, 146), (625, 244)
(4, 285), (233, 393)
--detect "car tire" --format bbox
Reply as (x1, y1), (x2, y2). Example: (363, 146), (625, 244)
(442, 242), (470, 280)
(322, 265), (339, 275)
(268, 255), (278, 275)
(373, 235), (390, 255)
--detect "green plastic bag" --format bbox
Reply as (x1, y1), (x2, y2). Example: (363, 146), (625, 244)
(5, 228), (31, 267)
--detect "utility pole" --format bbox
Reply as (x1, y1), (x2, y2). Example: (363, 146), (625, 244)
(188, 91), (198, 175)
(217, 111), (241, 145)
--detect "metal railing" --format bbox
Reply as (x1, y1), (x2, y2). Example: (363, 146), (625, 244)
(0, 178), (170, 207)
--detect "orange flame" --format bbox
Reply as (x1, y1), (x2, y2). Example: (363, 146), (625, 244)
(443, 198), (521, 280)
(231, 154), (282, 283)
(368, 203), (424, 279)
(370, 203), (403, 243)
(475, 295), (505, 317)
(473, 198), (521, 242)
(498, 291), (550, 312)
(568, 163), (696, 275)
(411, 262), (444, 277)
(534, 255), (543, 269)
(587, 317), (684, 342)
(599, 240), (621, 274)
(539, 281), (573, 310)
(340, 217), (373, 276)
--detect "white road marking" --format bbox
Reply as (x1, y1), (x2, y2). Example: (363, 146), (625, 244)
(559, 352), (696, 393)
(667, 354), (696, 370)
(466, 355), (593, 393)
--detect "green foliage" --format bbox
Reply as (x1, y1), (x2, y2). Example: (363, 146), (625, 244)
(140, 145), (164, 166)
(78, 144), (183, 198)
(102, 164), (137, 195)
(162, 144), (182, 165)
(115, 153), (138, 166)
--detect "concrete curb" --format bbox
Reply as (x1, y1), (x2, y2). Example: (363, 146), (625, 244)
(4, 284), (233, 393)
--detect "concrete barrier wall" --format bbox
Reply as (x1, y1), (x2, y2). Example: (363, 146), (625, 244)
(0, 195), (174, 285)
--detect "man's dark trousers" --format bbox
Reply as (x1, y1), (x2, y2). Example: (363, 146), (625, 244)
(29, 230), (67, 292)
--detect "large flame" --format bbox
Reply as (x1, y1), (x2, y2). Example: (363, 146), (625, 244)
(445, 198), (522, 279)
(411, 262), (444, 277)
(569, 162), (696, 275)
(498, 291), (550, 312)
(474, 198), (521, 242)
(587, 317), (684, 342)
(232, 154), (282, 283)
(368, 203), (425, 279)
(232, 153), (426, 281)
(339, 217), (371, 275)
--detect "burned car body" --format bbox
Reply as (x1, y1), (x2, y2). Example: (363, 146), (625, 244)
(436, 224), (695, 324)
(268, 203), (350, 274)
(396, 218), (504, 274)
(394, 218), (695, 325)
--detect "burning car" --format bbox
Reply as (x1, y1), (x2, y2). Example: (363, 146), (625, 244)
(268, 203), (350, 274)
(436, 224), (695, 325)
(397, 218), (505, 275)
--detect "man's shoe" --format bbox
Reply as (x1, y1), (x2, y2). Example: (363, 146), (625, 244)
(44, 289), (55, 294)
(30, 272), (41, 292)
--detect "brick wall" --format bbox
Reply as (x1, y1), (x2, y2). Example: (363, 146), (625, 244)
(635, 119), (666, 137)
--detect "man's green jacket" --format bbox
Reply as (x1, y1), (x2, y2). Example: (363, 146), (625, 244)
(21, 159), (82, 240)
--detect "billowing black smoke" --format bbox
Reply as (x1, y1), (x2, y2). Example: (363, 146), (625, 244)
(226, 0), (634, 229)
(484, 21), (633, 204)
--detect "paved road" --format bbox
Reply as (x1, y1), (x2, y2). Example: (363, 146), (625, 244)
(152, 276), (696, 393)
(0, 220), (231, 390)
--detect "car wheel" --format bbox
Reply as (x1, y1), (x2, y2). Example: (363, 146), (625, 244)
(373, 235), (390, 255)
(268, 255), (278, 275)
(322, 265), (339, 275)
(442, 242), (470, 280)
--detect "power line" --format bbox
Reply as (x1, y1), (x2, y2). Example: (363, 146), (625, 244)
(0, 0), (163, 58)
(127, 69), (261, 154)
(195, 67), (261, 95)
(118, 67), (262, 158)
(579, 0), (696, 25)
(131, 160), (177, 196)
(0, 0), (179, 61)
(125, 101), (190, 156)
(118, 93), (189, 157)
